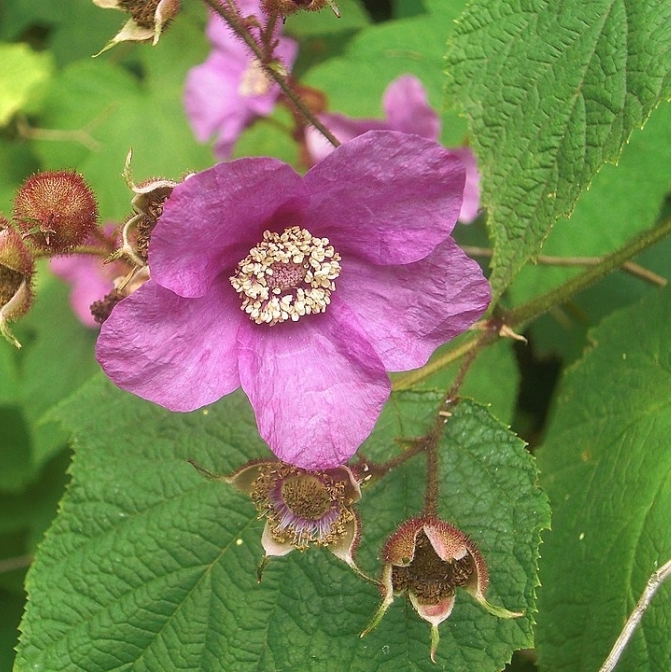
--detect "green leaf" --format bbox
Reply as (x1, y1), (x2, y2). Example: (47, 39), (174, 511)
(0, 0), (121, 65)
(16, 379), (547, 671)
(535, 285), (671, 671)
(0, 42), (53, 127)
(445, 1), (671, 299)
(304, 1), (469, 147)
(233, 108), (301, 166)
(286, 0), (370, 36)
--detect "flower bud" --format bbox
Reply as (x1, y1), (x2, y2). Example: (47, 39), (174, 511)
(0, 219), (35, 348)
(362, 515), (522, 662)
(13, 170), (98, 254)
(260, 0), (340, 18)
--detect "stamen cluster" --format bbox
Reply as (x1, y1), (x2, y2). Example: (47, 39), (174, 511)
(230, 226), (341, 326)
(251, 463), (353, 549)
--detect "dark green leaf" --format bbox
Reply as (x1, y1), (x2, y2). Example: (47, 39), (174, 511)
(16, 380), (547, 671)
(445, 1), (671, 298)
(536, 285), (671, 672)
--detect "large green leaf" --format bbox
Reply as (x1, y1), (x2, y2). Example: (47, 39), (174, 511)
(16, 379), (547, 671)
(535, 285), (671, 671)
(510, 100), (671, 306)
(445, 1), (671, 299)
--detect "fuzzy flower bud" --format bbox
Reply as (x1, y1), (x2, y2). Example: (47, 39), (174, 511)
(0, 219), (35, 348)
(13, 170), (98, 255)
(362, 515), (522, 662)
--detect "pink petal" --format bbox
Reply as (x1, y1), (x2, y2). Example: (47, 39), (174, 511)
(96, 278), (243, 411)
(409, 593), (456, 626)
(383, 75), (440, 140)
(184, 52), (250, 144)
(151, 159), (309, 298)
(303, 131), (465, 265)
(336, 238), (490, 370)
(237, 298), (390, 469)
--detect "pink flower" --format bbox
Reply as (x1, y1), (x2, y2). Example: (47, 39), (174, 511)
(306, 75), (481, 223)
(184, 4), (298, 159)
(96, 131), (491, 469)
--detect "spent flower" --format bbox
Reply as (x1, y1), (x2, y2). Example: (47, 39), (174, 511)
(305, 75), (481, 223)
(50, 225), (134, 328)
(226, 460), (361, 570)
(92, 0), (180, 54)
(260, 0), (341, 17)
(96, 131), (491, 469)
(363, 515), (522, 662)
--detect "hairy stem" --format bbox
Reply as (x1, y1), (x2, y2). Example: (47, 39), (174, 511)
(503, 216), (671, 329)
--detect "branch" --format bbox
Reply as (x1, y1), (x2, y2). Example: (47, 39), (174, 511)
(599, 556), (671, 672)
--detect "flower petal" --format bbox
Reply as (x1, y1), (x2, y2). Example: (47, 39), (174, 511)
(184, 52), (249, 144)
(303, 131), (465, 265)
(151, 159), (309, 298)
(409, 593), (456, 627)
(336, 238), (490, 371)
(237, 298), (390, 469)
(96, 278), (242, 411)
(383, 75), (440, 141)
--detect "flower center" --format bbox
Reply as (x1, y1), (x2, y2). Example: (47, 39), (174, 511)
(250, 464), (353, 550)
(238, 60), (272, 97)
(281, 475), (332, 520)
(391, 531), (475, 605)
(230, 226), (341, 326)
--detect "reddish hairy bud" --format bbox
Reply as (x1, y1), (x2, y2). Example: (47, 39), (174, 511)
(13, 170), (98, 254)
